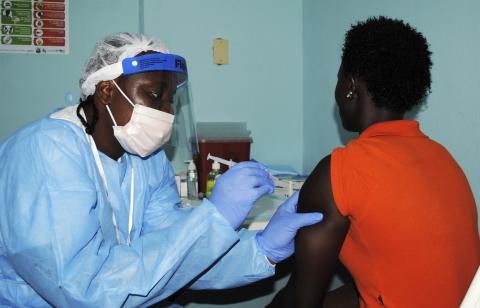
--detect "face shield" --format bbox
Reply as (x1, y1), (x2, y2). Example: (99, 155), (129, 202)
(81, 50), (198, 163)
(121, 53), (198, 161)
(174, 79), (198, 162)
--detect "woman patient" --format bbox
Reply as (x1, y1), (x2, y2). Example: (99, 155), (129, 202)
(269, 16), (480, 307)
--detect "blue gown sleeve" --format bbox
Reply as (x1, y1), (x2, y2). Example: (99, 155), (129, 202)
(140, 151), (188, 234)
(189, 227), (275, 290)
(129, 226), (276, 308)
(127, 154), (274, 300)
(0, 127), (239, 307)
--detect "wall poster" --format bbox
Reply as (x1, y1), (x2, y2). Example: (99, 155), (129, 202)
(0, 0), (68, 54)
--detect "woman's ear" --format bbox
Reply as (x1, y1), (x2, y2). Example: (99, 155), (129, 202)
(347, 76), (358, 100)
(95, 80), (114, 106)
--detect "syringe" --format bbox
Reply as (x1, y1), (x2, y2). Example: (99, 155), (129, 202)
(206, 153), (297, 198)
(207, 153), (237, 168)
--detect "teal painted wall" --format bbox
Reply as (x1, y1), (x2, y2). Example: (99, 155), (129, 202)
(302, 0), (480, 207)
(0, 1), (477, 198)
(0, 0), (139, 140)
(143, 0), (304, 173)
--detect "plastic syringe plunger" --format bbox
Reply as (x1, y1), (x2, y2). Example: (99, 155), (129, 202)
(207, 153), (237, 168)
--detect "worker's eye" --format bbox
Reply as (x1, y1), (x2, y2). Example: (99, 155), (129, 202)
(149, 91), (160, 99)
(147, 83), (168, 100)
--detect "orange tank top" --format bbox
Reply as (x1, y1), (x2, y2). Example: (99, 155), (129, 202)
(331, 120), (480, 307)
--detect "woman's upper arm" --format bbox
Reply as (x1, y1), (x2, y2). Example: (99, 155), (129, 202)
(293, 154), (350, 307)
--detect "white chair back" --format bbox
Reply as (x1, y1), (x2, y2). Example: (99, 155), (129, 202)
(461, 266), (480, 308)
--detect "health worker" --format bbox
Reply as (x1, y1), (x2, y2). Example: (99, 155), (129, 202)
(0, 32), (323, 307)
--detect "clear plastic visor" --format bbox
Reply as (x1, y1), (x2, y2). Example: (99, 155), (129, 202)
(123, 53), (197, 158)
(165, 81), (198, 170)
(113, 53), (198, 165)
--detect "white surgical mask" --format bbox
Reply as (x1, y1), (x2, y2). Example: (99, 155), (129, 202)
(106, 80), (175, 157)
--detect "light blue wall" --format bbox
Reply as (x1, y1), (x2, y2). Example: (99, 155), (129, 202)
(1, 1), (477, 198)
(143, 0), (304, 172)
(0, 0), (140, 141)
(302, 0), (480, 206)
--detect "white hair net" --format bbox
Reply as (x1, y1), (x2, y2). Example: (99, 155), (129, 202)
(79, 32), (169, 100)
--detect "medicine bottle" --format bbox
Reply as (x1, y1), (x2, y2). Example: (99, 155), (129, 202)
(186, 160), (198, 200)
(206, 160), (221, 198)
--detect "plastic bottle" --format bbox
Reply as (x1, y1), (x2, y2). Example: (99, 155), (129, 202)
(206, 160), (222, 198)
(186, 160), (198, 200)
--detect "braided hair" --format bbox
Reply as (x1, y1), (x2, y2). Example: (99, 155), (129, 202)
(76, 96), (99, 135)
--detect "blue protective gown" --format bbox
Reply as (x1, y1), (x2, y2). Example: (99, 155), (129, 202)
(0, 106), (274, 307)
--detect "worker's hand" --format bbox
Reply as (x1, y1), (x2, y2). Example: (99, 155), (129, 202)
(255, 192), (323, 263)
(209, 161), (274, 230)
